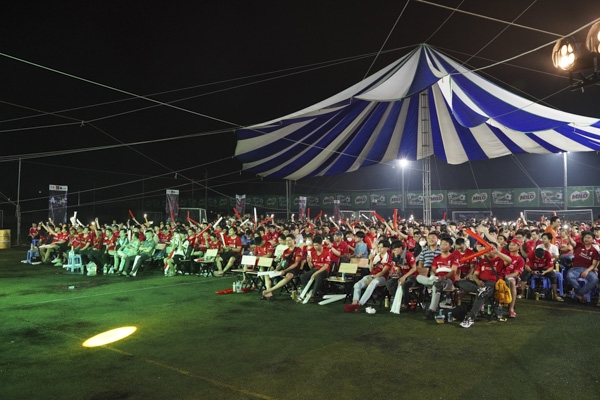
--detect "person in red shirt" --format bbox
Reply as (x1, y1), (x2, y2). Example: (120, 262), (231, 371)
(566, 230), (599, 304)
(388, 240), (418, 313)
(419, 236), (460, 320)
(262, 235), (303, 299)
(328, 231), (350, 274)
(522, 247), (563, 302)
(502, 239), (524, 318)
(458, 242), (506, 328)
(28, 222), (40, 244)
(40, 223), (69, 265)
(208, 233), (224, 273)
(299, 236), (331, 302)
(215, 227), (242, 276)
(524, 229), (541, 255)
(345, 239), (392, 312)
(453, 237), (476, 280)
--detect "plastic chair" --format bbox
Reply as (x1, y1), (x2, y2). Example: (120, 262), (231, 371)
(531, 274), (564, 297)
(569, 278), (595, 302)
(64, 252), (83, 274)
(26, 248), (40, 264)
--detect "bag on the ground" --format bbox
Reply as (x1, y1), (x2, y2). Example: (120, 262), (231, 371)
(495, 279), (512, 304)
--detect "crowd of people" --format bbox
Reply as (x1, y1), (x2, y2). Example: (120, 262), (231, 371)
(25, 211), (600, 327)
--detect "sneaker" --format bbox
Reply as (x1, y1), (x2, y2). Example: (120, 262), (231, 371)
(103, 266), (108, 274)
(423, 310), (435, 320)
(477, 286), (491, 298)
(108, 268), (115, 274)
(184, 272), (190, 276)
(51, 258), (61, 264)
(460, 317), (474, 328)
(517, 294), (524, 299)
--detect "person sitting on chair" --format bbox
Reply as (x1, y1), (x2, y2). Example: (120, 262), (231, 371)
(299, 236), (331, 303)
(420, 236), (460, 320)
(216, 227), (242, 276)
(388, 240), (418, 313)
(521, 247), (563, 303)
(458, 242), (505, 328)
(262, 234), (303, 300)
(344, 239), (392, 312)
(565, 230), (599, 304)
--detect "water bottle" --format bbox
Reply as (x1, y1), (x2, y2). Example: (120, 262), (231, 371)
(341, 272), (346, 280)
(384, 297), (390, 308)
(236, 281), (242, 293)
(487, 305), (491, 315)
(447, 312), (452, 323)
(497, 304), (503, 319)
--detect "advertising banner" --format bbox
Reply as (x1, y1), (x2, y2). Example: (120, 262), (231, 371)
(298, 196), (307, 221)
(48, 185), (68, 224)
(447, 190), (468, 207)
(370, 193), (388, 207)
(386, 192), (403, 208)
(430, 190), (446, 209)
(406, 191), (423, 207)
(333, 200), (340, 221)
(513, 188), (539, 207)
(491, 189), (513, 207)
(467, 189), (491, 209)
(352, 193), (370, 208)
(264, 195), (278, 209)
(165, 189), (180, 222)
(235, 194), (246, 216)
(567, 186), (594, 207)
(322, 194), (336, 207)
(540, 188), (564, 208)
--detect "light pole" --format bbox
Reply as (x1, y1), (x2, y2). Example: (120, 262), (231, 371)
(398, 159), (408, 213)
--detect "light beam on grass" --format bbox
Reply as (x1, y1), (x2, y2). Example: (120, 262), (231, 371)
(82, 326), (137, 347)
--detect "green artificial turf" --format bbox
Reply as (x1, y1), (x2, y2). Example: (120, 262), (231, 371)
(1, 248), (599, 400)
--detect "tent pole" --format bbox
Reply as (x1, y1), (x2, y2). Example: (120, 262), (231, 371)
(420, 91), (432, 225)
(563, 152), (567, 211)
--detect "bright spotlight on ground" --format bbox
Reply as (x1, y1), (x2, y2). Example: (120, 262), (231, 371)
(82, 326), (137, 347)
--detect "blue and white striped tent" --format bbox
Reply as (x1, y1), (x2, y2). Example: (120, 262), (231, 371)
(235, 44), (600, 181)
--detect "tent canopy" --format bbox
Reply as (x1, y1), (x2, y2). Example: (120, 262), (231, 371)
(235, 44), (600, 181)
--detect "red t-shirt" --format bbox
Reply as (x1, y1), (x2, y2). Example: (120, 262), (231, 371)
(281, 247), (303, 270)
(505, 254), (525, 276)
(103, 235), (117, 251)
(224, 235), (242, 251)
(571, 243), (599, 269)
(330, 240), (350, 263)
(452, 248), (476, 275)
(475, 257), (504, 282)
(404, 236), (417, 251)
(253, 242), (273, 258)
(527, 250), (552, 271)
(208, 240), (223, 252)
(431, 252), (459, 281)
(394, 251), (417, 277)
(309, 247), (332, 271)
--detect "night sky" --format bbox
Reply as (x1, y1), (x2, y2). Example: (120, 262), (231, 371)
(2, 0), (600, 201)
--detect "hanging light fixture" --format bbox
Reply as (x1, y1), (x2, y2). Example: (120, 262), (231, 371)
(585, 21), (600, 54)
(551, 22), (600, 90)
(552, 37), (581, 71)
